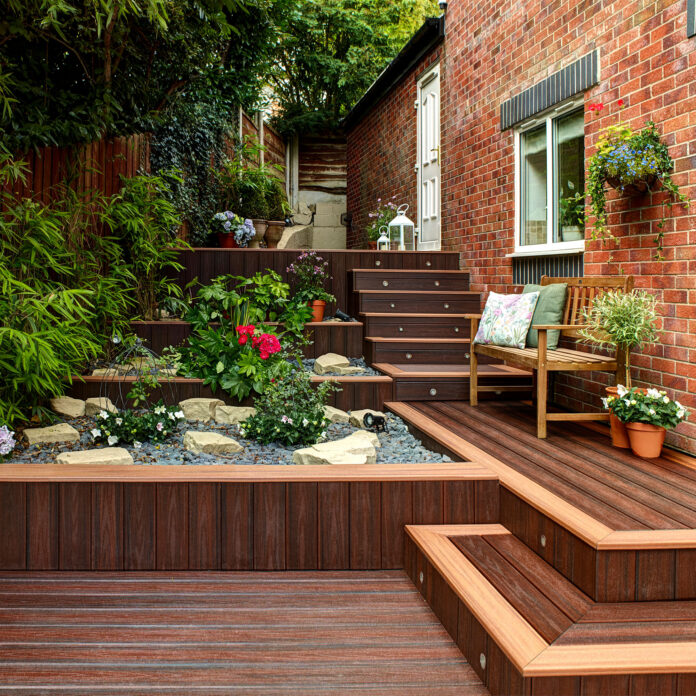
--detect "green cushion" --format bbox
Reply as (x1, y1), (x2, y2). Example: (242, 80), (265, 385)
(522, 283), (568, 350)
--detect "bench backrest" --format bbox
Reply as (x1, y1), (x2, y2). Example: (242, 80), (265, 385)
(540, 275), (635, 338)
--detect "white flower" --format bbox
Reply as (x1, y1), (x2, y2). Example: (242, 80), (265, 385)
(281, 415), (293, 424)
(175, 411), (185, 420)
(99, 410), (109, 420)
(663, 396), (670, 404)
(617, 385), (628, 397)
(630, 400), (637, 405)
(601, 397), (609, 409)
(90, 428), (101, 439)
(107, 435), (118, 445)
(676, 401), (684, 410)
(302, 418), (309, 427)
(677, 410), (685, 419)
(649, 408), (656, 415)
(154, 405), (166, 414)
(115, 418), (123, 425)
(168, 411), (176, 420)
(320, 431), (327, 438)
(647, 388), (661, 399)
(133, 441), (142, 449)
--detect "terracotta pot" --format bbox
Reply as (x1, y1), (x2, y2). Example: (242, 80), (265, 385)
(309, 300), (326, 323)
(605, 387), (630, 448)
(625, 422), (666, 459)
(367, 241), (378, 250)
(218, 233), (238, 249)
(249, 219), (267, 248)
(264, 221), (285, 248)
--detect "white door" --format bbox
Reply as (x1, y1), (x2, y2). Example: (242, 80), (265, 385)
(417, 65), (441, 250)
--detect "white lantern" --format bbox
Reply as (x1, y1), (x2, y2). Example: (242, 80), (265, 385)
(377, 225), (390, 251)
(388, 204), (415, 250)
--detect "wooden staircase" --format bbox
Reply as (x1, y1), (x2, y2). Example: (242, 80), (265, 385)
(351, 268), (533, 401)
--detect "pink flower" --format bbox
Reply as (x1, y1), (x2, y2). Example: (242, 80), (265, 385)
(156, 422), (164, 431)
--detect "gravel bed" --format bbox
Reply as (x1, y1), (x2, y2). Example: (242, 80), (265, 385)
(7, 413), (450, 466)
(298, 357), (383, 377)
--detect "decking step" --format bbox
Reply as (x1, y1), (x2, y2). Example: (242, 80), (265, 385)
(374, 363), (533, 401)
(356, 290), (480, 315)
(352, 268), (470, 291)
(361, 313), (471, 338)
(406, 524), (696, 694)
(365, 337), (477, 364)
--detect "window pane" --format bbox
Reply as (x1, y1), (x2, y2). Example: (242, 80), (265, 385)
(521, 125), (547, 246)
(555, 109), (585, 243)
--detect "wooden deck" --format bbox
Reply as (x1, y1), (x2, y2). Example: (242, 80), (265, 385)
(0, 570), (489, 695)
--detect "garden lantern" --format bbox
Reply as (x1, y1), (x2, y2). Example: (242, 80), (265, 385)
(377, 226), (390, 251)
(388, 204), (415, 250)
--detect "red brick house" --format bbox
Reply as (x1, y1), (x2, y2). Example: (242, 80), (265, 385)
(344, 0), (696, 454)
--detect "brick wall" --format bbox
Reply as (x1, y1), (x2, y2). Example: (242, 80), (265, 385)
(347, 2), (696, 453)
(346, 47), (442, 248)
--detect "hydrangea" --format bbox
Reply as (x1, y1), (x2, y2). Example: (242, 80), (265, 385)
(0, 425), (16, 457)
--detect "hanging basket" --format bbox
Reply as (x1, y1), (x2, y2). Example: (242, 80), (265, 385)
(606, 174), (658, 196)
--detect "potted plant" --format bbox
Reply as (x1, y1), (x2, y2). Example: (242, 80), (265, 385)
(605, 386), (689, 458)
(287, 251), (336, 322)
(265, 178), (290, 249)
(587, 99), (689, 259)
(365, 197), (398, 249)
(582, 289), (660, 447)
(559, 190), (585, 241)
(212, 211), (255, 248)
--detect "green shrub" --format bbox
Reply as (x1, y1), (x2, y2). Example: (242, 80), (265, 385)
(241, 365), (338, 446)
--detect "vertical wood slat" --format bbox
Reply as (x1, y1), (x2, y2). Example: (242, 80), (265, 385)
(350, 482), (381, 569)
(60, 484), (91, 570)
(253, 483), (286, 570)
(124, 483), (156, 570)
(27, 483), (59, 569)
(221, 483), (253, 569)
(380, 482), (412, 568)
(318, 482), (350, 569)
(156, 483), (188, 569)
(287, 482), (318, 570)
(189, 483), (220, 570)
(92, 483), (123, 570)
(0, 483), (26, 569)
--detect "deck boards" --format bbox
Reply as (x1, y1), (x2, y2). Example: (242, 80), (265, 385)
(407, 400), (696, 531)
(0, 570), (489, 695)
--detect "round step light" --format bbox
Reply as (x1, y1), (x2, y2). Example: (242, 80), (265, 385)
(480, 654), (486, 670)
(429, 388), (437, 396)
(419, 571), (424, 584)
(426, 261), (432, 267)
(406, 353), (413, 360)
(540, 534), (547, 548)
(465, 353), (470, 359)
(382, 280), (389, 287)
(398, 327), (404, 332)
(444, 303), (450, 309)
(375, 260), (381, 266)
(390, 303), (396, 309)
(434, 280), (440, 287)
(454, 327), (460, 333)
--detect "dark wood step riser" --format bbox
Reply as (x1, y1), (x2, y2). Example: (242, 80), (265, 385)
(358, 297), (480, 314)
(394, 379), (532, 402)
(354, 278), (471, 291)
(368, 345), (497, 365)
(405, 536), (526, 695)
(363, 317), (469, 338)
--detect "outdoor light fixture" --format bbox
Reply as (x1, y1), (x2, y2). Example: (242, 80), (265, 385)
(438, 0), (448, 12)
(388, 204), (415, 250)
(377, 225), (390, 251)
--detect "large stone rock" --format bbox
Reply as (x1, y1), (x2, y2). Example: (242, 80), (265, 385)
(349, 409), (387, 428)
(314, 353), (351, 375)
(179, 398), (225, 423)
(24, 423), (80, 446)
(215, 405), (256, 425)
(50, 396), (86, 419)
(91, 368), (119, 378)
(334, 365), (365, 375)
(56, 447), (134, 466)
(85, 397), (118, 416)
(324, 405), (350, 423)
(292, 431), (378, 466)
(183, 431), (243, 455)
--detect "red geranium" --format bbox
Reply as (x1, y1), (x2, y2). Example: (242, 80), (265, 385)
(588, 102), (604, 112)
(236, 324), (256, 346)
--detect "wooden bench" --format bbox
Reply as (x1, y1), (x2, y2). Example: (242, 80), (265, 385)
(469, 275), (634, 438)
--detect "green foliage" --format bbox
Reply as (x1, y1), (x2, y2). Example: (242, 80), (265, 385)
(90, 401), (185, 445)
(581, 289), (659, 389)
(269, 0), (440, 134)
(266, 176), (290, 220)
(559, 192), (585, 228)
(105, 171), (189, 320)
(0, 0), (278, 150)
(240, 360), (337, 445)
(587, 111), (689, 258)
(604, 387), (689, 430)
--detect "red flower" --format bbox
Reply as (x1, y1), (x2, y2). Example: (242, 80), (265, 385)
(236, 324), (256, 336)
(238, 334), (248, 346)
(617, 98), (625, 107)
(588, 102), (604, 112)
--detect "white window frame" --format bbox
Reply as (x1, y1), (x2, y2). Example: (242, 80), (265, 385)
(513, 97), (585, 256)
(416, 63), (440, 247)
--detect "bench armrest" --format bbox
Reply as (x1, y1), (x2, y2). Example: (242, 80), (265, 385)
(533, 324), (588, 331)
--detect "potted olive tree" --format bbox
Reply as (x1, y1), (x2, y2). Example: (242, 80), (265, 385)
(581, 289), (660, 448)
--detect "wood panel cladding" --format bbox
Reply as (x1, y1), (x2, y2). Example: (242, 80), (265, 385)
(0, 478), (497, 571)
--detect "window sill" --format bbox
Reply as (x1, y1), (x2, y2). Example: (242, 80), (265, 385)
(506, 245), (584, 258)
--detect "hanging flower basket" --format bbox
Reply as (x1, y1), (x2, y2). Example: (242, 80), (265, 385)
(605, 174), (658, 196)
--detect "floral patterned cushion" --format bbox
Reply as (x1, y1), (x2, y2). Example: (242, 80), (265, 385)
(474, 291), (540, 349)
